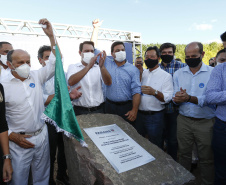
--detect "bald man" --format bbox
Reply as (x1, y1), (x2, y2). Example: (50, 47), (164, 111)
(173, 42), (215, 185)
(1, 19), (58, 185)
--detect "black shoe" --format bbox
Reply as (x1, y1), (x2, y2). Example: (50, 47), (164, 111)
(56, 175), (70, 185)
(49, 179), (56, 185)
(190, 163), (198, 173)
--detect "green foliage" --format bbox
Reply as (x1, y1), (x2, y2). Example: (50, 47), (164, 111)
(140, 42), (224, 65)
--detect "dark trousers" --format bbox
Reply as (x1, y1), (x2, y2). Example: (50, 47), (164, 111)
(47, 123), (67, 184)
(105, 99), (135, 127)
(73, 104), (104, 116)
(136, 110), (164, 148)
(0, 148), (6, 185)
(162, 111), (178, 161)
(212, 117), (226, 185)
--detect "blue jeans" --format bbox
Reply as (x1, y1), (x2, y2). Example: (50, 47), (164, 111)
(162, 111), (178, 161)
(212, 117), (226, 185)
(136, 111), (164, 148)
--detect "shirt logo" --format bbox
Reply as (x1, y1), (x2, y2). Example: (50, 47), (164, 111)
(199, 83), (204, 88)
(29, 83), (35, 88)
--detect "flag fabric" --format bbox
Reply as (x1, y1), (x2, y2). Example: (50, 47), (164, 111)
(41, 45), (87, 147)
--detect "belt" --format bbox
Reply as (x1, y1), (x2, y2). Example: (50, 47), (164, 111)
(18, 124), (45, 136)
(138, 109), (164, 115)
(184, 116), (205, 121)
(106, 98), (132, 105)
(73, 103), (104, 112)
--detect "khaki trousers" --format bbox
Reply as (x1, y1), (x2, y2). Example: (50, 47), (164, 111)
(177, 114), (214, 185)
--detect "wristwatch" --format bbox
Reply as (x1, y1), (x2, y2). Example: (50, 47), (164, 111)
(154, 90), (158, 96)
(2, 154), (12, 160)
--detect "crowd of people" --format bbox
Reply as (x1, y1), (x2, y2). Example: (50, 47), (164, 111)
(0, 18), (226, 185)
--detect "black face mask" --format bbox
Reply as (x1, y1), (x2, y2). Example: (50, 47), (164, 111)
(144, 58), (159, 68)
(185, 57), (202, 68)
(161, 55), (174, 63)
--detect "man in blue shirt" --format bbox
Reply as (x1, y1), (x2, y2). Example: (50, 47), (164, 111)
(159, 42), (186, 161)
(206, 60), (226, 185)
(105, 41), (141, 126)
(173, 42), (215, 185)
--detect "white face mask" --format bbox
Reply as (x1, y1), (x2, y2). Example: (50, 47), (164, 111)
(115, 51), (126, 62)
(42, 60), (49, 67)
(0, 55), (8, 66)
(82, 52), (94, 64)
(12, 63), (30, 78)
(217, 62), (224, 65)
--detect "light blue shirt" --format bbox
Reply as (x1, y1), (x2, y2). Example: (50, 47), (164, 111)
(173, 63), (215, 119)
(206, 62), (226, 122)
(105, 59), (141, 102)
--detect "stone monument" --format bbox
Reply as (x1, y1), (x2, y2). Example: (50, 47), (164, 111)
(63, 114), (195, 185)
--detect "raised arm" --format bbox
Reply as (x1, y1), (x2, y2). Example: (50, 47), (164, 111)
(90, 19), (103, 47)
(38, 18), (62, 84)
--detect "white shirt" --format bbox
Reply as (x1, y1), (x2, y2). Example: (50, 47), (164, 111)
(0, 66), (11, 82)
(43, 71), (66, 106)
(67, 63), (104, 107)
(139, 67), (173, 111)
(1, 52), (56, 135)
(43, 76), (55, 104)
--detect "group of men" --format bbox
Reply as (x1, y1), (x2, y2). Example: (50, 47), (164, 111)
(0, 18), (226, 185)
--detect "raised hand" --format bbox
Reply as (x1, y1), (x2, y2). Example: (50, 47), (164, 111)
(87, 55), (98, 69)
(39, 18), (54, 37)
(99, 50), (107, 68)
(92, 19), (103, 28)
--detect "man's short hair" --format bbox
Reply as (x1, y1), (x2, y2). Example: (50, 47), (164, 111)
(160, 43), (176, 53)
(7, 50), (15, 63)
(0, 41), (12, 49)
(185, 42), (203, 54)
(136, 56), (143, 61)
(111, 41), (125, 53)
(145, 46), (160, 57)
(38, 45), (51, 59)
(176, 58), (182, 62)
(79, 41), (94, 52)
(216, 49), (226, 59)
(220, 32), (226, 42)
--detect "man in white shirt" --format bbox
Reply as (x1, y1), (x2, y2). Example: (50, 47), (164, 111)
(1, 18), (57, 185)
(38, 45), (80, 185)
(136, 46), (173, 148)
(0, 42), (13, 81)
(67, 41), (112, 115)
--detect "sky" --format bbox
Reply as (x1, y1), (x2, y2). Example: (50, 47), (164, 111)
(0, 0), (225, 44)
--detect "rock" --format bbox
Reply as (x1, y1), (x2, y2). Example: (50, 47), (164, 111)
(63, 114), (195, 185)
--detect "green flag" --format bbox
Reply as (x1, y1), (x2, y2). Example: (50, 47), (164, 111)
(42, 45), (86, 146)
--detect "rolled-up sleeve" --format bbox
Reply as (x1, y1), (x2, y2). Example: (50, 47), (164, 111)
(131, 68), (141, 96)
(38, 52), (56, 85)
(0, 84), (8, 133)
(162, 74), (173, 104)
(206, 65), (226, 105)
